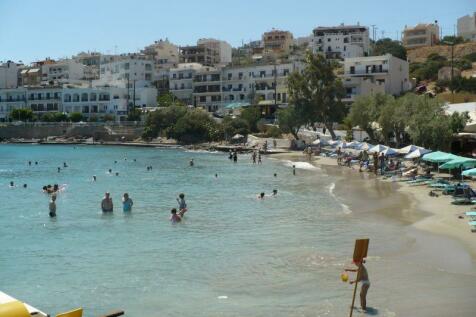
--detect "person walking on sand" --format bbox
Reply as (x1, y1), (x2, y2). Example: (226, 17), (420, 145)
(101, 192), (113, 212)
(372, 152), (378, 175)
(379, 153), (385, 175)
(122, 193), (133, 212)
(346, 260), (370, 312)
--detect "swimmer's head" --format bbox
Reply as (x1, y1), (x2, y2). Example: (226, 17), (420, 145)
(105, 192), (110, 198)
(179, 193), (185, 199)
(171, 208), (177, 214)
(274, 173), (277, 177)
(115, 172), (119, 176)
(9, 181), (14, 186)
(53, 184), (59, 190)
(260, 192), (265, 198)
(23, 184), (27, 188)
(43, 186), (47, 190)
(123, 193), (129, 199)
(273, 189), (278, 194)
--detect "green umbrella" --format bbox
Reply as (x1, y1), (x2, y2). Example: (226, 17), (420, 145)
(462, 168), (476, 177)
(439, 157), (476, 170)
(422, 151), (460, 163)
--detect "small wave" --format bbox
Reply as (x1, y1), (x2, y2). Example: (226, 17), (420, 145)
(328, 183), (352, 214)
(283, 160), (319, 170)
(184, 149), (219, 154)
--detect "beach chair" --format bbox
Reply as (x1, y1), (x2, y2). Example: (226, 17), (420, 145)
(468, 221), (476, 232)
(56, 308), (83, 317)
(465, 211), (476, 221)
(0, 301), (30, 317)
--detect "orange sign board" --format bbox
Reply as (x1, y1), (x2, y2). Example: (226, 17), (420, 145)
(353, 239), (369, 263)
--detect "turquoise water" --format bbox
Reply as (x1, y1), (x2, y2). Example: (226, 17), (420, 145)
(1, 144), (471, 316)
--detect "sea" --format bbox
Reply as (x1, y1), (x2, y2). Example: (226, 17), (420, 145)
(1, 144), (476, 317)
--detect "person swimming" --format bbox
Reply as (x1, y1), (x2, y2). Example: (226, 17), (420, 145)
(35, 161), (38, 165)
(28, 161), (31, 166)
(53, 184), (59, 192)
(122, 193), (133, 212)
(177, 193), (187, 216)
(115, 172), (119, 176)
(258, 192), (265, 199)
(108, 169), (112, 173)
(170, 208), (181, 223)
(9, 181), (14, 188)
(23, 184), (27, 188)
(215, 173), (218, 178)
(101, 192), (113, 212)
(63, 162), (68, 168)
(93, 175), (97, 182)
(57, 167), (61, 173)
(49, 195), (57, 217)
(274, 173), (277, 177)
(272, 189), (278, 196)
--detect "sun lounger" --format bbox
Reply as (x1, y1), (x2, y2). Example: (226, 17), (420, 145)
(468, 221), (476, 232)
(452, 197), (476, 205)
(465, 211), (476, 221)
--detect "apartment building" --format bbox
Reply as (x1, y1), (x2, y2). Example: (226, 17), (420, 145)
(169, 63), (205, 105)
(193, 67), (222, 112)
(73, 52), (102, 80)
(0, 61), (20, 89)
(0, 88), (27, 121)
(142, 39), (180, 70)
(309, 24), (370, 59)
(262, 29), (294, 54)
(342, 54), (411, 102)
(40, 58), (88, 85)
(402, 23), (439, 49)
(180, 39), (232, 67)
(96, 54), (155, 88)
(457, 12), (476, 42)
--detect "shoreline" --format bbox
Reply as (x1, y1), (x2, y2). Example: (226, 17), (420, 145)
(269, 151), (476, 258)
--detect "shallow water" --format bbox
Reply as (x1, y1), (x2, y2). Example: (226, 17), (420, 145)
(0, 145), (475, 317)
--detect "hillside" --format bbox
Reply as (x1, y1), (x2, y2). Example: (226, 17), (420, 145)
(407, 42), (476, 63)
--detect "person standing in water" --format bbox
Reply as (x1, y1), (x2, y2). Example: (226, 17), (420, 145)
(190, 159), (194, 167)
(122, 193), (133, 212)
(93, 175), (97, 182)
(252, 151), (257, 164)
(101, 192), (114, 212)
(49, 195), (57, 218)
(258, 152), (262, 164)
(347, 260), (370, 312)
(170, 208), (181, 223)
(233, 151), (238, 163)
(176, 193), (187, 216)
(293, 165), (296, 176)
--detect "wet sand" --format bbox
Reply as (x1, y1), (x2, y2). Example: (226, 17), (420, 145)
(270, 151), (476, 316)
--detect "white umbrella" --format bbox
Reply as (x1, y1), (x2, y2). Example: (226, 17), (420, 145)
(369, 144), (388, 153)
(381, 147), (398, 156)
(357, 142), (373, 151)
(405, 148), (432, 159)
(398, 145), (422, 154)
(328, 140), (339, 146)
(346, 141), (361, 149)
(232, 134), (244, 140)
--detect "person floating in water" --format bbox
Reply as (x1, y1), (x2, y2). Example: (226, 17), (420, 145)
(176, 193), (187, 216)
(258, 192), (265, 199)
(9, 181), (15, 188)
(101, 192), (114, 212)
(63, 162), (68, 168)
(57, 167), (61, 173)
(28, 161), (32, 166)
(170, 208), (181, 223)
(122, 193), (133, 212)
(35, 161), (38, 165)
(23, 184), (27, 188)
(190, 159), (194, 167)
(274, 173), (277, 177)
(346, 260), (370, 312)
(215, 173), (218, 178)
(115, 172), (119, 176)
(108, 169), (112, 174)
(49, 195), (57, 218)
(272, 189), (278, 196)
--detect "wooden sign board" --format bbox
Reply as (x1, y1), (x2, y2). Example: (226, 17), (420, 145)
(353, 239), (369, 263)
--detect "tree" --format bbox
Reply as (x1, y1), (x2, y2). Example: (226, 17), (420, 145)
(347, 95), (379, 143)
(127, 108), (142, 121)
(41, 112), (68, 122)
(222, 117), (250, 140)
(144, 105), (187, 138)
(449, 111), (471, 133)
(172, 109), (222, 144)
(240, 106), (262, 132)
(287, 51), (346, 139)
(373, 38), (407, 60)
(157, 92), (184, 107)
(69, 112), (84, 122)
(10, 108), (34, 121)
(277, 107), (303, 139)
(441, 35), (466, 45)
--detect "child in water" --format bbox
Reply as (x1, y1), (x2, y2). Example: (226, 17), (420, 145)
(176, 193), (187, 216)
(170, 208), (181, 223)
(122, 193), (133, 212)
(49, 195), (57, 217)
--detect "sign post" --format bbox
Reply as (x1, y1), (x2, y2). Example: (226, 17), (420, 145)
(349, 239), (369, 317)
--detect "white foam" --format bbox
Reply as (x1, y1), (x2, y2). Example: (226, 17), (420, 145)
(328, 183), (352, 214)
(283, 160), (319, 170)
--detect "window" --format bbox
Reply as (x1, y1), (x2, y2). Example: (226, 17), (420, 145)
(260, 71), (265, 78)
(344, 37), (349, 43)
(145, 73), (151, 81)
(199, 96), (206, 102)
(124, 63), (130, 70)
(238, 72), (243, 79)
(350, 66), (355, 74)
(327, 38), (331, 42)
(90, 93), (97, 101)
(81, 93), (88, 102)
(172, 73), (176, 79)
(229, 95), (234, 101)
(64, 94), (71, 102)
(46, 93), (51, 99)
(73, 94), (79, 102)
(228, 73), (232, 80)
(145, 64), (152, 71)
(240, 94), (245, 100)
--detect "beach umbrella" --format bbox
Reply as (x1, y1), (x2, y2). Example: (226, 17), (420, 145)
(422, 151), (459, 163)
(439, 157), (476, 170)
(462, 168), (476, 177)
(368, 144), (388, 153)
(405, 148), (431, 159)
(381, 147), (398, 156)
(312, 139), (328, 146)
(232, 134), (244, 140)
(398, 145), (423, 154)
(357, 142), (373, 151)
(328, 140), (339, 146)
(346, 141), (361, 149)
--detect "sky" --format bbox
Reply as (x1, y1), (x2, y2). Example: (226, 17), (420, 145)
(0, 0), (474, 64)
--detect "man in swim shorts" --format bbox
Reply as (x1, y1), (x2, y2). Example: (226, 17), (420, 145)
(101, 192), (114, 212)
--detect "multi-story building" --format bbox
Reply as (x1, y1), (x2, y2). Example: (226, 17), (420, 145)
(457, 12), (476, 42)
(0, 88), (27, 121)
(193, 67), (222, 111)
(95, 54), (155, 88)
(180, 39), (232, 67)
(262, 29), (294, 54)
(341, 54), (411, 102)
(402, 23), (439, 49)
(0, 61), (20, 89)
(169, 63), (205, 105)
(142, 39), (179, 70)
(309, 24), (370, 59)
(73, 52), (102, 80)
(40, 58), (88, 85)
(26, 87), (62, 116)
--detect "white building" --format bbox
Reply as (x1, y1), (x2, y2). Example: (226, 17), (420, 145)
(26, 87), (62, 116)
(197, 38), (232, 65)
(0, 61), (20, 89)
(95, 55), (155, 89)
(342, 54), (411, 102)
(169, 63), (206, 105)
(309, 24), (370, 59)
(0, 88), (27, 121)
(142, 39), (180, 70)
(40, 59), (88, 85)
(457, 12), (476, 42)
(180, 39), (232, 67)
